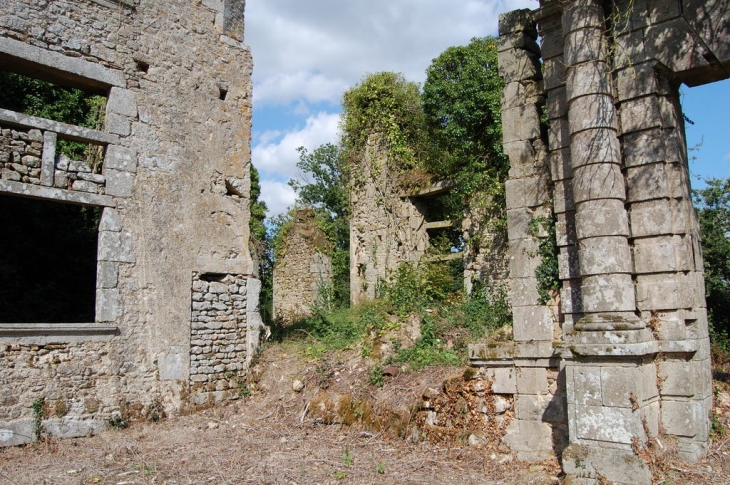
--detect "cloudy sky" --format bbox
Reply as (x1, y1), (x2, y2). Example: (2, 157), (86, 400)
(244, 0), (730, 218)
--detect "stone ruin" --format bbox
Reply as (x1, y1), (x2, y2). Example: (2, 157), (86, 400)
(272, 207), (333, 324)
(349, 134), (508, 303)
(466, 0), (728, 483)
(0, 0), (728, 482)
(0, 0), (262, 444)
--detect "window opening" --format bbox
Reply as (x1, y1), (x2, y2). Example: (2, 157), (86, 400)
(0, 194), (100, 323)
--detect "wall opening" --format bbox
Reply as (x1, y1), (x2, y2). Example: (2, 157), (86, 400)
(0, 194), (99, 323)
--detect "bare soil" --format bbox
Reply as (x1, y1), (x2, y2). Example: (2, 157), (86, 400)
(1, 342), (729, 485)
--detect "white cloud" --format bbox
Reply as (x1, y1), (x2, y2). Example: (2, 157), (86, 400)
(259, 179), (297, 219)
(252, 111), (340, 179)
(246, 0), (535, 106)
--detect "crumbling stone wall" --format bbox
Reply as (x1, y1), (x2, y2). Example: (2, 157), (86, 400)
(273, 208), (332, 323)
(0, 0), (260, 445)
(470, 1), (729, 483)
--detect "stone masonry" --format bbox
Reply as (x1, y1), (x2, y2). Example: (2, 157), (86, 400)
(273, 208), (333, 324)
(0, 0), (262, 445)
(469, 1), (729, 483)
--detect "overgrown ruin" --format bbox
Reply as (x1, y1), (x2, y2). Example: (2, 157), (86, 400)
(0, 0), (261, 444)
(467, 1), (728, 483)
(1, 1), (728, 483)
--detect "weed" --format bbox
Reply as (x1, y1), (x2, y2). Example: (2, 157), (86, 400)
(711, 410), (727, 437)
(377, 463), (385, 474)
(108, 412), (128, 429)
(335, 471), (347, 480)
(341, 448), (353, 466)
(31, 397), (45, 441)
(369, 363), (384, 387)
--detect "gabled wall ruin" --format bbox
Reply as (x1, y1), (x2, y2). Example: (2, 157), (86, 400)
(0, 0), (261, 445)
(470, 1), (729, 483)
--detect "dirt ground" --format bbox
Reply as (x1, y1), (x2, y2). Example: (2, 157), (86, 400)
(1, 343), (729, 485)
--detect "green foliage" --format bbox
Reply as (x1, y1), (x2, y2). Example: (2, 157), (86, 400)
(0, 71), (106, 163)
(341, 448), (353, 466)
(529, 216), (560, 305)
(693, 178), (730, 348)
(422, 37), (508, 219)
(341, 71), (427, 174)
(31, 397), (45, 440)
(369, 363), (384, 387)
(249, 164), (273, 322)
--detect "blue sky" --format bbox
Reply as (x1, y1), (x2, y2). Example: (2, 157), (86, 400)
(245, 0), (730, 217)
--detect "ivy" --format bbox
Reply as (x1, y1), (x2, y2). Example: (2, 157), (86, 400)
(529, 216), (561, 305)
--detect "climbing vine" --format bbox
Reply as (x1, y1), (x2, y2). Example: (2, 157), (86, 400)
(528, 215), (560, 305)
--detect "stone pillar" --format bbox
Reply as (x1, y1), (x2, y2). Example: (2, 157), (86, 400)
(563, 0), (639, 330)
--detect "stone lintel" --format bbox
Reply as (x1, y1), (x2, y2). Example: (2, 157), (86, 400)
(0, 37), (125, 90)
(567, 329), (660, 358)
(0, 108), (119, 145)
(0, 179), (115, 207)
(468, 340), (556, 362)
(0, 323), (118, 344)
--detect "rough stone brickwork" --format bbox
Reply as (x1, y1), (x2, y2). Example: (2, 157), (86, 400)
(470, 1), (730, 483)
(190, 272), (261, 405)
(273, 208), (332, 323)
(0, 0), (261, 445)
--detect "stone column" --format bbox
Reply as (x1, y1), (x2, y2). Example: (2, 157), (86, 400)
(563, 0), (640, 330)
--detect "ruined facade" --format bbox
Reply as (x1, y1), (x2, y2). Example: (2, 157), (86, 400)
(0, 0), (262, 444)
(272, 208), (332, 323)
(469, 1), (729, 483)
(350, 134), (508, 303)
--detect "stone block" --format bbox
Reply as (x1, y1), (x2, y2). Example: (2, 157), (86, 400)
(577, 236), (632, 276)
(553, 178), (575, 214)
(572, 162), (626, 204)
(613, 29), (649, 69)
(547, 117), (570, 150)
(508, 238), (540, 278)
(562, 444), (652, 485)
(512, 305), (553, 342)
(629, 198), (687, 238)
(619, 95), (664, 134)
(575, 199), (630, 238)
(645, 20), (708, 82)
(570, 128), (621, 168)
(555, 211), (576, 246)
(498, 48), (542, 83)
(517, 367), (548, 395)
(566, 365), (602, 407)
(548, 147), (572, 182)
(564, 27), (607, 66)
(498, 9), (537, 38)
(159, 346), (187, 381)
(543, 55), (566, 90)
(505, 175), (549, 210)
(580, 273), (636, 313)
(546, 86), (567, 120)
(626, 163), (669, 202)
(99, 208), (123, 232)
(0, 418), (35, 446)
(560, 279), (582, 314)
(502, 419), (553, 455)
(481, 366), (516, 394)
(107, 87), (138, 118)
(72, 179), (98, 193)
(247, 278), (261, 312)
(515, 393), (551, 421)
(540, 29), (563, 60)
(41, 130), (56, 186)
(99, 230), (136, 263)
(509, 277), (540, 307)
(96, 288), (123, 322)
(501, 104), (541, 144)
(615, 63), (661, 102)
(662, 399), (705, 437)
(566, 61), (611, 100)
(504, 140), (537, 178)
(636, 273), (681, 311)
(104, 168), (135, 197)
(601, 365), (657, 407)
(44, 417), (106, 439)
(104, 145), (137, 173)
(658, 360), (695, 397)
(105, 113), (131, 136)
(633, 235), (694, 274)
(97, 261), (119, 289)
(562, 2), (605, 34)
(568, 94), (618, 134)
(575, 405), (645, 443)
(558, 245), (580, 280)
(498, 32), (541, 56)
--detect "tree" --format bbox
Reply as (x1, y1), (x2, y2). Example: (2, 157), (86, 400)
(694, 178), (730, 347)
(249, 164), (273, 321)
(422, 37), (507, 210)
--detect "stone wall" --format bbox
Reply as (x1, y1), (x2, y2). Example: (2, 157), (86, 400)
(470, 1), (729, 483)
(273, 208), (332, 323)
(0, 0), (260, 445)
